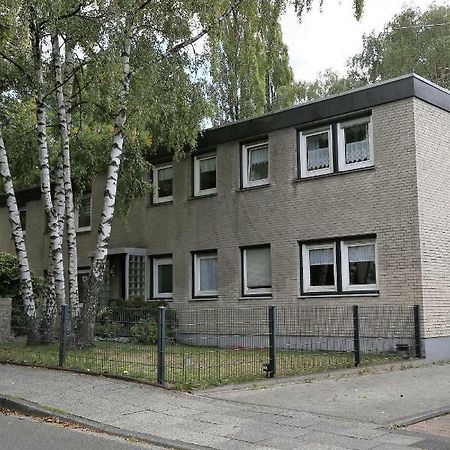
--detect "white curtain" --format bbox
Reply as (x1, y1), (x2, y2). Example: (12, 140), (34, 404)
(249, 146), (268, 165)
(158, 166), (172, 181)
(345, 139), (369, 164)
(200, 157), (216, 173)
(200, 257), (217, 291)
(306, 133), (329, 170)
(247, 247), (271, 288)
(309, 248), (334, 266)
(348, 244), (375, 262)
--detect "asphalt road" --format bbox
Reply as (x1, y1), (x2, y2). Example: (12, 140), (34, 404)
(0, 412), (166, 450)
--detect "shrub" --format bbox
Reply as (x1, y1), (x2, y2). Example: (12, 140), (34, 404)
(130, 318), (157, 344)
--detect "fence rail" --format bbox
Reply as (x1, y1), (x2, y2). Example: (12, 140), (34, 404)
(0, 303), (421, 389)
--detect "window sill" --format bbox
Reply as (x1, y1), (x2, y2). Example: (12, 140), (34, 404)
(189, 296), (219, 302)
(150, 298), (173, 302)
(237, 183), (271, 193)
(189, 193), (218, 201)
(76, 228), (91, 235)
(148, 200), (173, 207)
(298, 291), (379, 299)
(294, 166), (374, 183)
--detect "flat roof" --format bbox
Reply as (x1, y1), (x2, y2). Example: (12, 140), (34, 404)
(197, 74), (450, 148)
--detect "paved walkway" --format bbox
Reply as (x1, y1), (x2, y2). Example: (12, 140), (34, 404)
(1, 363), (450, 449)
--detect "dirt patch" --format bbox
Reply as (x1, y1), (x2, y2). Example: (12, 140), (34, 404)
(406, 414), (450, 438)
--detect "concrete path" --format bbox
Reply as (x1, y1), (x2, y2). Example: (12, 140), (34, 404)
(1, 363), (450, 450)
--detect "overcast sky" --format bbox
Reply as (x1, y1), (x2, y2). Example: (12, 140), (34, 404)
(281, 0), (450, 82)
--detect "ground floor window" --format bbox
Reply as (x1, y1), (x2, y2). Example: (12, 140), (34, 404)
(242, 245), (272, 296)
(153, 256), (173, 299)
(193, 251), (218, 297)
(128, 255), (146, 299)
(77, 269), (90, 303)
(302, 243), (336, 293)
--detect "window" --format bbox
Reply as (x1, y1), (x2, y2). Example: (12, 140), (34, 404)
(194, 154), (217, 196)
(341, 239), (377, 291)
(19, 206), (27, 235)
(153, 256), (173, 299)
(302, 243), (336, 293)
(299, 126), (333, 177)
(193, 251), (218, 297)
(338, 117), (373, 171)
(77, 269), (90, 303)
(152, 164), (173, 203)
(300, 236), (378, 295)
(242, 245), (271, 296)
(76, 192), (91, 232)
(242, 141), (269, 188)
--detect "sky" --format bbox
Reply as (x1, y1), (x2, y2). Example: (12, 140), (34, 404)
(281, 0), (450, 82)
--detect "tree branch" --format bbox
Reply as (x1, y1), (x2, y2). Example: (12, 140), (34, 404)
(0, 52), (33, 85)
(162, 0), (244, 59)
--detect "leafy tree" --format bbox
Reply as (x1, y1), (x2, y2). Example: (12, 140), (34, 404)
(349, 5), (450, 89)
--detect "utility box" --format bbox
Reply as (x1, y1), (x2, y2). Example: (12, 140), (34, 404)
(0, 297), (12, 342)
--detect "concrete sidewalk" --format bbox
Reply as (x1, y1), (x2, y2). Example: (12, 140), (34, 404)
(1, 363), (450, 450)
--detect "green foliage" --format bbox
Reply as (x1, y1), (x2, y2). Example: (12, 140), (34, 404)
(130, 318), (157, 344)
(349, 5), (450, 89)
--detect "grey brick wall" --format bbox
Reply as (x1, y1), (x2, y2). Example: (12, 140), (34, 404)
(414, 98), (450, 338)
(0, 297), (12, 342)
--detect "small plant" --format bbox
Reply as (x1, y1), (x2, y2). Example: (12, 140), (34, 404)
(130, 318), (157, 344)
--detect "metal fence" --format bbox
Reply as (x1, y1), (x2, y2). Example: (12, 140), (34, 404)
(0, 303), (421, 389)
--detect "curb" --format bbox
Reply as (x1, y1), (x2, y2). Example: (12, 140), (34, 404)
(386, 406), (450, 428)
(0, 394), (211, 450)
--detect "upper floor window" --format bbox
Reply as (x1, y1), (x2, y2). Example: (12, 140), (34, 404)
(338, 117), (373, 171)
(76, 192), (91, 232)
(152, 164), (173, 203)
(193, 251), (218, 297)
(153, 256), (173, 299)
(242, 141), (269, 188)
(242, 245), (272, 296)
(299, 126), (333, 177)
(194, 153), (217, 196)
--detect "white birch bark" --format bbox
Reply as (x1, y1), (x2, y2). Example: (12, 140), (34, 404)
(0, 131), (37, 324)
(52, 35), (79, 319)
(30, 11), (66, 318)
(78, 16), (134, 346)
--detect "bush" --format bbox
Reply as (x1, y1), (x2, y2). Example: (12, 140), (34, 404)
(130, 318), (157, 344)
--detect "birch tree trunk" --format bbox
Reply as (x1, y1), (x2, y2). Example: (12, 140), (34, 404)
(30, 9), (66, 340)
(52, 35), (79, 327)
(77, 17), (133, 347)
(0, 131), (38, 343)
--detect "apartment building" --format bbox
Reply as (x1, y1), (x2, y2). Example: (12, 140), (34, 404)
(1, 74), (449, 361)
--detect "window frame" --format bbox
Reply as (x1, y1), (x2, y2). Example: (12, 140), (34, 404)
(152, 255), (173, 299)
(193, 153), (217, 197)
(241, 141), (270, 189)
(341, 238), (378, 292)
(152, 163), (173, 204)
(18, 206), (27, 236)
(241, 244), (272, 297)
(301, 242), (337, 293)
(299, 125), (334, 178)
(76, 192), (92, 233)
(77, 268), (90, 304)
(193, 251), (218, 298)
(337, 116), (374, 172)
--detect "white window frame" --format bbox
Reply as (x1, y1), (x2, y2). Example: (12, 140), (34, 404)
(341, 239), (378, 292)
(153, 256), (173, 299)
(302, 242), (337, 293)
(242, 141), (269, 188)
(299, 126), (333, 178)
(76, 192), (92, 233)
(194, 252), (218, 297)
(152, 163), (173, 204)
(242, 246), (272, 296)
(337, 116), (374, 171)
(194, 153), (217, 196)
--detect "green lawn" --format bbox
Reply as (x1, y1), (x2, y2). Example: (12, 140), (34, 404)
(0, 337), (402, 389)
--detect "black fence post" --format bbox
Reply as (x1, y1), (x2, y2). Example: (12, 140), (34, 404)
(157, 306), (166, 385)
(267, 305), (276, 378)
(414, 305), (422, 358)
(58, 304), (68, 368)
(353, 305), (361, 367)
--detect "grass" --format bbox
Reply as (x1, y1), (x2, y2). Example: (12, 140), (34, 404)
(0, 337), (403, 389)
